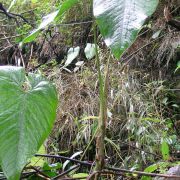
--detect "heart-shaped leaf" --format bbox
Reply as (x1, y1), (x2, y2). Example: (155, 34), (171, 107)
(0, 66), (58, 180)
(93, 0), (159, 58)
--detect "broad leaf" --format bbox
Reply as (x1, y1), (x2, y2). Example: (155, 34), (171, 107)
(22, 11), (59, 44)
(0, 66), (58, 180)
(93, 0), (159, 58)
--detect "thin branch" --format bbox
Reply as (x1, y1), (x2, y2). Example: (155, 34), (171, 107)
(164, 6), (180, 31)
(167, 19), (180, 30)
(121, 33), (168, 62)
(0, 3), (18, 24)
(53, 20), (93, 27)
(0, 3), (31, 25)
(119, 32), (174, 71)
(59, 178), (87, 180)
(35, 154), (93, 167)
(35, 154), (180, 179)
(87, 170), (125, 180)
(0, 33), (27, 40)
(28, 166), (50, 180)
(0, 45), (14, 53)
(107, 166), (180, 178)
(10, 12), (30, 24)
(87, 171), (99, 180)
(0, 24), (16, 27)
(51, 164), (80, 180)
(20, 8), (37, 15)
(120, 141), (162, 158)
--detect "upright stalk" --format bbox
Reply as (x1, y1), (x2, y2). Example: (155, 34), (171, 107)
(93, 22), (108, 175)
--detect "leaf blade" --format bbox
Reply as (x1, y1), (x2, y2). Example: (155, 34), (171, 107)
(0, 66), (58, 180)
(21, 0), (79, 44)
(93, 0), (159, 58)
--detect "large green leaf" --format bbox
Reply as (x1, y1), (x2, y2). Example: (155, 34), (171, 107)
(93, 0), (159, 58)
(0, 66), (58, 180)
(22, 11), (59, 44)
(21, 0), (79, 44)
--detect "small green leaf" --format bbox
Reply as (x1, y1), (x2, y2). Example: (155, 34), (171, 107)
(141, 176), (152, 180)
(30, 145), (46, 167)
(72, 173), (88, 179)
(31, 0), (38, 3)
(41, 162), (62, 178)
(144, 164), (158, 173)
(174, 61), (180, 73)
(141, 164), (158, 180)
(43, 162), (62, 171)
(141, 117), (161, 123)
(43, 171), (57, 178)
(161, 141), (170, 160)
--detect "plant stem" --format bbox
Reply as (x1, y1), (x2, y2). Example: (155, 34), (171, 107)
(93, 22), (107, 176)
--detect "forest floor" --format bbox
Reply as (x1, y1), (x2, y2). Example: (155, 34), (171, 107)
(0, 0), (180, 179)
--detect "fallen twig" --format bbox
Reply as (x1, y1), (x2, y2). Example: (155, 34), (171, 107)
(28, 166), (50, 180)
(119, 32), (174, 72)
(0, 33), (27, 41)
(51, 164), (80, 180)
(107, 166), (180, 178)
(87, 170), (125, 180)
(35, 154), (93, 167)
(0, 45), (14, 53)
(35, 154), (180, 179)
(0, 3), (31, 25)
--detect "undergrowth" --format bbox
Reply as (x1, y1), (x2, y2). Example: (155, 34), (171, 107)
(45, 49), (180, 172)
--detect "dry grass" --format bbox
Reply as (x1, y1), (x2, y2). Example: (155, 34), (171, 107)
(45, 46), (179, 168)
